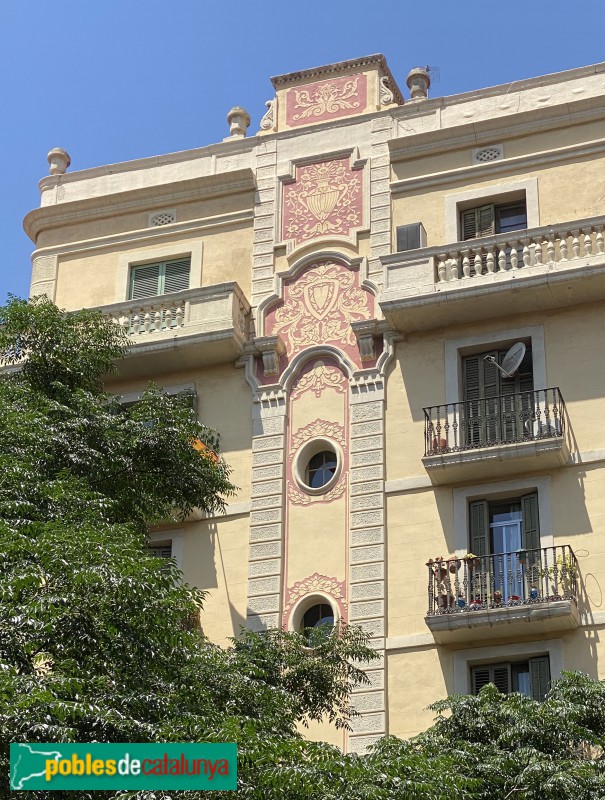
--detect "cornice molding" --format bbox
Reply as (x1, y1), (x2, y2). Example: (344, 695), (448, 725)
(271, 54), (404, 106)
(390, 95), (605, 162)
(25, 169), (256, 242)
(390, 137), (605, 194)
(29, 209), (254, 259)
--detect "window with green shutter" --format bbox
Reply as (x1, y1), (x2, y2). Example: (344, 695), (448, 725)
(472, 656), (550, 701)
(129, 257), (191, 300)
(460, 200), (527, 241)
(469, 493), (540, 558)
(462, 346), (533, 446)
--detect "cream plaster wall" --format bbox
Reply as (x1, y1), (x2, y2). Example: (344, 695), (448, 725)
(53, 225), (253, 309)
(387, 647), (449, 739)
(391, 153), (605, 249)
(175, 515), (250, 646)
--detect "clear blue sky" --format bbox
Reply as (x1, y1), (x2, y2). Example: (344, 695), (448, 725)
(2, 0), (604, 303)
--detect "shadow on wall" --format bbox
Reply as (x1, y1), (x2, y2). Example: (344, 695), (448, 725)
(197, 521), (247, 640)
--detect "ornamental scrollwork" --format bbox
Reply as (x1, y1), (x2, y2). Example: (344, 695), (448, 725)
(273, 262), (370, 352)
(291, 360), (345, 399)
(292, 78), (361, 121)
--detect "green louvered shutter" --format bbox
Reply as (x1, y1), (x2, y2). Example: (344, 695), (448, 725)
(472, 664), (511, 695)
(163, 258), (190, 294)
(492, 664), (512, 694)
(529, 656), (550, 701)
(460, 205), (495, 240)
(471, 666), (491, 694)
(470, 499), (489, 557)
(521, 492), (540, 551)
(149, 544), (172, 559)
(463, 351), (500, 445)
(130, 263), (161, 300)
(500, 347), (533, 440)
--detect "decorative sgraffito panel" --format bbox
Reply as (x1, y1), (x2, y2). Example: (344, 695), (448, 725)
(263, 260), (374, 370)
(282, 158), (363, 246)
(286, 73), (367, 127)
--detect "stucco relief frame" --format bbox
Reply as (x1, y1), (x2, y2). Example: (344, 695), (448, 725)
(275, 147), (370, 257)
(255, 251), (378, 340)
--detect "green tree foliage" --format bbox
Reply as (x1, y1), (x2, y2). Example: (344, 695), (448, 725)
(0, 297), (377, 799)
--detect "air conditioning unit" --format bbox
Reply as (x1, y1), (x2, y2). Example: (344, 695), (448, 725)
(396, 222), (427, 252)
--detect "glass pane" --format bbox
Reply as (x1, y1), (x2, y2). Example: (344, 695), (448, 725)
(306, 451), (337, 488)
(496, 204), (527, 234)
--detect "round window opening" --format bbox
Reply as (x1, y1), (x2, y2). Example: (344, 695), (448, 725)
(301, 603), (335, 630)
(305, 450), (338, 489)
(293, 437), (342, 496)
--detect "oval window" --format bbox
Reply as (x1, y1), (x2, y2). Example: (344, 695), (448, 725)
(305, 450), (338, 489)
(301, 603), (335, 631)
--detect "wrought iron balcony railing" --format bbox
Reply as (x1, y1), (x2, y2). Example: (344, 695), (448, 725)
(423, 387), (566, 456)
(426, 545), (578, 616)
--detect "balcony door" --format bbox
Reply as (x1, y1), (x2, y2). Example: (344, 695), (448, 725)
(470, 493), (540, 602)
(462, 346), (533, 447)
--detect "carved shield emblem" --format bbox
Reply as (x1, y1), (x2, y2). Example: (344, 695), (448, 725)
(304, 279), (339, 320)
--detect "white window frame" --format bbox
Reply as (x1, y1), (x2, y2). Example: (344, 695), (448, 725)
(116, 241), (203, 301)
(444, 177), (539, 244)
(148, 529), (184, 575)
(444, 324), (546, 406)
(453, 475), (553, 555)
(453, 638), (563, 695)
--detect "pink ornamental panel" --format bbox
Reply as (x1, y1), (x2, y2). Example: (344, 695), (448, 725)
(286, 73), (367, 127)
(282, 157), (363, 246)
(264, 260), (374, 363)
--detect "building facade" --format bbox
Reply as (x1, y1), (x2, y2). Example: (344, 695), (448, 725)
(25, 55), (605, 753)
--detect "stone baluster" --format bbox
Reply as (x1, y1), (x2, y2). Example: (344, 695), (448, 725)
(176, 306), (184, 327)
(154, 310), (162, 331)
(132, 314), (141, 334)
(572, 231), (581, 259)
(547, 236), (556, 264)
(474, 253), (483, 276)
(437, 255), (447, 283)
(510, 244), (518, 270)
(449, 254), (459, 280)
(522, 240), (531, 268)
(533, 236), (543, 265)
(486, 248), (495, 273)
(143, 312), (152, 334)
(498, 249), (507, 272)
(596, 227), (605, 255)
(583, 232), (593, 256)
(462, 249), (471, 278)
(559, 233), (568, 261)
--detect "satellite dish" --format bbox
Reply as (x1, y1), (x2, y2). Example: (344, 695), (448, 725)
(484, 342), (526, 378)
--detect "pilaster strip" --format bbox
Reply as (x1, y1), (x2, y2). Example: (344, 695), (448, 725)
(347, 380), (387, 752)
(246, 396), (287, 632)
(251, 139), (278, 311)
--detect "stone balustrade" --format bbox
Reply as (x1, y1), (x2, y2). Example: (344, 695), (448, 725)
(436, 220), (604, 284)
(102, 283), (250, 343)
(382, 214), (605, 296)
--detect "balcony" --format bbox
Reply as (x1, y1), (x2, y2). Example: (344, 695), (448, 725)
(380, 215), (605, 332)
(423, 388), (569, 483)
(425, 546), (580, 644)
(101, 282), (251, 376)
